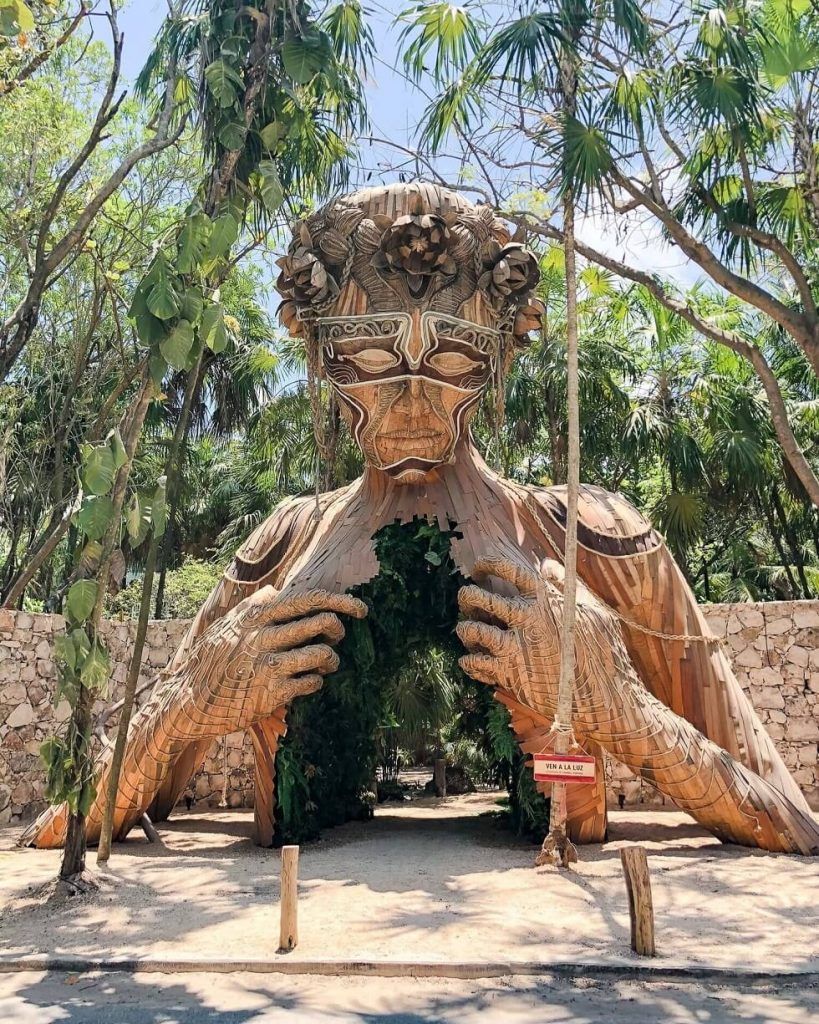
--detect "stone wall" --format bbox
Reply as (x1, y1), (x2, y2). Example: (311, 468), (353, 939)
(0, 610), (255, 826)
(2, 601), (818, 826)
(605, 600), (819, 810)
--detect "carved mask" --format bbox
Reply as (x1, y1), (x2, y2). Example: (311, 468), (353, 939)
(276, 184), (544, 484)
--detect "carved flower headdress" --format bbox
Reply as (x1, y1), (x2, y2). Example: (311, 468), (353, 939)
(275, 183), (545, 349)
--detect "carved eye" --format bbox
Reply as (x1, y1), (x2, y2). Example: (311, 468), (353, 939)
(342, 349), (400, 372)
(428, 352), (483, 376)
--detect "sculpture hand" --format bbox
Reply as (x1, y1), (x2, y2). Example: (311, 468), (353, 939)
(456, 556), (577, 722)
(172, 585), (369, 735)
(21, 586), (367, 848)
(456, 557), (819, 855)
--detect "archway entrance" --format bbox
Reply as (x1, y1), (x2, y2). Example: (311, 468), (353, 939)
(268, 520), (551, 848)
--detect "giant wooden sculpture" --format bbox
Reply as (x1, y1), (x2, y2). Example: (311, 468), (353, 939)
(22, 183), (819, 855)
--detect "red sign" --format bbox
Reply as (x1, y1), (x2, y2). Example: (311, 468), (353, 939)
(533, 753), (597, 785)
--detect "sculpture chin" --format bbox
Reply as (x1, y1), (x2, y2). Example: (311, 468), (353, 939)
(393, 467), (434, 486)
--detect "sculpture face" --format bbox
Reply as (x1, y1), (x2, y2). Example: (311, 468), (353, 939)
(318, 311), (500, 482)
(275, 183), (545, 484)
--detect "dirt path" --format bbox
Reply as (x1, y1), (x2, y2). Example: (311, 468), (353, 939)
(1, 794), (817, 971)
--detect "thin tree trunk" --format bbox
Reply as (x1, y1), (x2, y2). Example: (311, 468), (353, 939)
(153, 516), (174, 619)
(538, 50), (581, 870)
(760, 496), (798, 597)
(96, 346), (204, 863)
(96, 527), (159, 863)
(1, 497), (80, 609)
(771, 485), (812, 598)
(60, 374), (153, 881)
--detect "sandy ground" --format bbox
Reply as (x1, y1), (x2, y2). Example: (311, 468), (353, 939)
(1, 794), (817, 972)
(1, 971), (817, 1023)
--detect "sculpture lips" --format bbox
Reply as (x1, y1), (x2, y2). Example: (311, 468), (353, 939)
(379, 427), (445, 440)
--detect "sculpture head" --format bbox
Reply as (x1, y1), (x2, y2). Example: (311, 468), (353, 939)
(275, 183), (543, 484)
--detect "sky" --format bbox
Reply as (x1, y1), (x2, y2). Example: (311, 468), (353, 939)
(113, 1), (694, 286)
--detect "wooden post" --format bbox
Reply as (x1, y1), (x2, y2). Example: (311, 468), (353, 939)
(620, 846), (655, 956)
(278, 845), (299, 952)
(434, 757), (447, 797)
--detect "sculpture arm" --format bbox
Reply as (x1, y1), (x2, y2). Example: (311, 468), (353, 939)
(21, 586), (366, 848)
(457, 556), (819, 855)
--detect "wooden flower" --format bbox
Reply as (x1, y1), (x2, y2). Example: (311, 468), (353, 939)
(513, 296), (546, 344)
(276, 247), (338, 307)
(372, 212), (457, 293)
(480, 243), (540, 305)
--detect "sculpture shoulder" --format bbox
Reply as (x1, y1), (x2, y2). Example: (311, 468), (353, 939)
(526, 482), (664, 558)
(226, 480), (361, 588)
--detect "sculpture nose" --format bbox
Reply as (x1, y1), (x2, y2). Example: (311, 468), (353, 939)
(404, 310), (424, 368)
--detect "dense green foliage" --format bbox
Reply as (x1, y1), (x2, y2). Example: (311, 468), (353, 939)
(275, 520), (550, 843)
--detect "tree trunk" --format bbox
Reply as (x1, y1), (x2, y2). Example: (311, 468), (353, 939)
(95, 347), (204, 863)
(771, 484), (812, 598)
(96, 527), (159, 863)
(59, 374), (153, 880)
(538, 49), (581, 870)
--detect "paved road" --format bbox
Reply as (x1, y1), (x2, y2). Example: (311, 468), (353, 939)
(1, 970), (817, 1023)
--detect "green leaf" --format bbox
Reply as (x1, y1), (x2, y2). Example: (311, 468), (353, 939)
(149, 351), (168, 386)
(260, 121), (286, 151)
(160, 318), (195, 368)
(0, 0), (34, 35)
(761, 36), (819, 90)
(54, 633), (77, 672)
(135, 311), (169, 347)
(108, 428), (127, 470)
(76, 495), (115, 541)
(78, 780), (97, 818)
(176, 214), (212, 274)
(66, 580), (98, 623)
(204, 58), (244, 107)
(180, 286), (204, 324)
(218, 118), (247, 150)
(126, 492), (149, 545)
(79, 639), (111, 691)
(208, 213), (239, 259)
(424, 550), (442, 566)
(282, 32), (329, 84)
(146, 254), (181, 321)
(82, 444), (117, 495)
(257, 160), (283, 212)
(70, 626), (91, 664)
(200, 302), (227, 353)
(220, 33), (245, 59)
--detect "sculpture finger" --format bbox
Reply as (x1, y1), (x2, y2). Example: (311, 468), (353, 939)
(456, 620), (515, 657)
(260, 612), (346, 652)
(458, 584), (524, 626)
(276, 643), (340, 677)
(470, 556), (540, 599)
(272, 590), (368, 624)
(286, 673), (325, 698)
(459, 653), (501, 686)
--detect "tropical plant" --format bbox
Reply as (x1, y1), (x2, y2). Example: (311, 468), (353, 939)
(396, 0), (819, 508)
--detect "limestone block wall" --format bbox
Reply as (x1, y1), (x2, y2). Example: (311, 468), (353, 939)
(605, 601), (819, 810)
(1, 601), (818, 826)
(0, 610), (255, 826)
